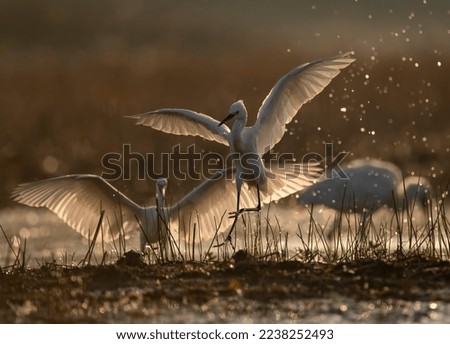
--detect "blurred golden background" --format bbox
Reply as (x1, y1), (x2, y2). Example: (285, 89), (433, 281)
(0, 0), (449, 205)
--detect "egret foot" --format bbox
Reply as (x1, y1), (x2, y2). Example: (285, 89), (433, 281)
(228, 205), (261, 218)
(213, 231), (236, 249)
(228, 208), (245, 218)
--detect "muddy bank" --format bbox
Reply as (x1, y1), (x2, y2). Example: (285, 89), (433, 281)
(1, 252), (450, 323)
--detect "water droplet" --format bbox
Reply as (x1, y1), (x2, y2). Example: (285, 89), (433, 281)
(42, 155), (59, 174)
(19, 227), (31, 239)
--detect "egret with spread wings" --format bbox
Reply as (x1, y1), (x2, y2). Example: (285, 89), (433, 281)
(128, 52), (355, 236)
(11, 169), (259, 250)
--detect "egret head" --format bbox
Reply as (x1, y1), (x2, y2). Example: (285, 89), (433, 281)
(156, 177), (168, 200)
(218, 100), (246, 126)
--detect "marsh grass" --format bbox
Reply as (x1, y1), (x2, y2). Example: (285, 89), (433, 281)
(1, 189), (449, 270)
(137, 186), (449, 264)
(303, 190), (450, 263)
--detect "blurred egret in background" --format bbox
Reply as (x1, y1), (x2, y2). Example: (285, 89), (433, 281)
(298, 159), (433, 215)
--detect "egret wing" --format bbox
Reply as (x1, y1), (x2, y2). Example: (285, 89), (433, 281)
(128, 108), (230, 146)
(11, 175), (144, 243)
(248, 52), (355, 154)
(168, 168), (258, 241)
(167, 164), (320, 241)
(263, 162), (322, 202)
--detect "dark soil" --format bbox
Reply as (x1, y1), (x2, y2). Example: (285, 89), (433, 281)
(1, 251), (450, 323)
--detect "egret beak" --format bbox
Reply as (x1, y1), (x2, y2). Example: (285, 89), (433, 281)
(218, 112), (237, 127)
(159, 185), (166, 199)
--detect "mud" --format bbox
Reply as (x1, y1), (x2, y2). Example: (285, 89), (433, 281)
(1, 251), (450, 323)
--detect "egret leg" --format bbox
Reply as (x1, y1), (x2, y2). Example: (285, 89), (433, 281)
(225, 189), (243, 241)
(229, 183), (262, 218)
(225, 213), (240, 242)
(226, 185), (262, 242)
(229, 188), (243, 218)
(241, 183), (262, 212)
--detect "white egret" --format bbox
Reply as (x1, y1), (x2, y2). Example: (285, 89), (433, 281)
(11, 168), (306, 250)
(298, 159), (432, 214)
(128, 52), (355, 230)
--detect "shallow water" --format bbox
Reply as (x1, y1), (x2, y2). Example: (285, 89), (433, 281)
(118, 296), (450, 324)
(0, 207), (141, 267)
